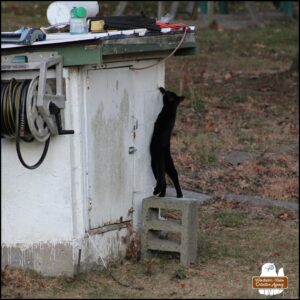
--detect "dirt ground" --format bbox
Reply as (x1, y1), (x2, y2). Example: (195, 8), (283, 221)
(1, 1), (299, 299)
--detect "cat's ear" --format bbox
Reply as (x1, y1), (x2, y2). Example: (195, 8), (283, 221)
(179, 96), (185, 102)
(159, 87), (166, 95)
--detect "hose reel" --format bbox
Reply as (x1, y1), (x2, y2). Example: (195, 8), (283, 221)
(1, 53), (74, 169)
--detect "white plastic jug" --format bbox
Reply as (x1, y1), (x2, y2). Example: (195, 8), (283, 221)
(47, 1), (99, 26)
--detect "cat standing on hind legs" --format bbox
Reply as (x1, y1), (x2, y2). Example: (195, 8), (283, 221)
(150, 87), (184, 198)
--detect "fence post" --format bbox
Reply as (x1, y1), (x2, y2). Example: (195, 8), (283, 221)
(219, 1), (228, 14)
(158, 1), (164, 20)
(199, 1), (208, 15)
(283, 1), (293, 17)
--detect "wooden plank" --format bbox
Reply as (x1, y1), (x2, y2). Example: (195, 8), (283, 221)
(1, 42), (103, 66)
(88, 221), (130, 235)
(101, 33), (196, 55)
(1, 33), (196, 66)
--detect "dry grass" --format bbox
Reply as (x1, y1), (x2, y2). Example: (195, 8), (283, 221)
(166, 22), (299, 202)
(1, 203), (299, 299)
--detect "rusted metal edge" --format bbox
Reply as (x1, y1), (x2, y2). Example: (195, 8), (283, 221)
(88, 220), (131, 235)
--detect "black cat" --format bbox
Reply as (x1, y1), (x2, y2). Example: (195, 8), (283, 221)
(150, 87), (185, 198)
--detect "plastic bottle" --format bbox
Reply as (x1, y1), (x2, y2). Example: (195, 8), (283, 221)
(47, 1), (99, 26)
(70, 7), (88, 34)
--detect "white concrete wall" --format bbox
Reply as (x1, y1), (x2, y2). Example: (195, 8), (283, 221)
(1, 128), (74, 244)
(1, 69), (76, 245)
(73, 228), (128, 272)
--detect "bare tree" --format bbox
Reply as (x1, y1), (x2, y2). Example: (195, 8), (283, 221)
(113, 1), (128, 16)
(170, 1), (180, 19)
(185, 1), (195, 16)
(158, 1), (164, 20)
(207, 1), (215, 24)
(158, 1), (196, 20)
(245, 1), (261, 25)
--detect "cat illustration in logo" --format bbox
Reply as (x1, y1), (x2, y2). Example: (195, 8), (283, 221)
(259, 263), (284, 296)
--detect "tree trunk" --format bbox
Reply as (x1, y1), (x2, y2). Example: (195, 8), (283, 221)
(207, 1), (215, 24)
(245, 1), (261, 25)
(158, 1), (164, 20)
(113, 1), (128, 16)
(170, 1), (180, 19)
(185, 1), (195, 15)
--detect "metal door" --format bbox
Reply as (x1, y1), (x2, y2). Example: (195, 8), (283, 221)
(86, 67), (135, 229)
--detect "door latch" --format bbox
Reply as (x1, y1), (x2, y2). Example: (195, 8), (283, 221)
(128, 146), (137, 154)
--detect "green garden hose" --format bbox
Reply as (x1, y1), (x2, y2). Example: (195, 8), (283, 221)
(1, 78), (50, 169)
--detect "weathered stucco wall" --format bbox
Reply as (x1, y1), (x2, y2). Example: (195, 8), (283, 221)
(1, 59), (164, 275)
(2, 135), (74, 244)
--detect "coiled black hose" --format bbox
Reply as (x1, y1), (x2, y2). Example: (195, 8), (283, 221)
(1, 78), (50, 169)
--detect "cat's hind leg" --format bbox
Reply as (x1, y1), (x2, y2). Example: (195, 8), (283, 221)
(151, 157), (166, 196)
(166, 151), (183, 198)
(151, 159), (160, 195)
(151, 158), (158, 180)
(156, 155), (167, 197)
(158, 181), (166, 197)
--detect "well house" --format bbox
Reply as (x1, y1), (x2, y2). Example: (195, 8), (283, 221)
(1, 27), (196, 276)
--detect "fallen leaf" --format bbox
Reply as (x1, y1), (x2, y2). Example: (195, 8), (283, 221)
(239, 179), (250, 189)
(185, 116), (193, 125)
(255, 43), (266, 48)
(205, 122), (215, 132)
(260, 86), (272, 92)
(277, 212), (296, 221)
(270, 252), (281, 257)
(290, 127), (299, 135)
(224, 72), (233, 81)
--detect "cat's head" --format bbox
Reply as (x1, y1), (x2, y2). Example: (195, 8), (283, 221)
(159, 87), (185, 109)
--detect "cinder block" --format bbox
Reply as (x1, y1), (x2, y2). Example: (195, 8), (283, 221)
(141, 196), (200, 266)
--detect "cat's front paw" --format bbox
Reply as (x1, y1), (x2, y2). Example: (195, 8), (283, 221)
(177, 193), (183, 198)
